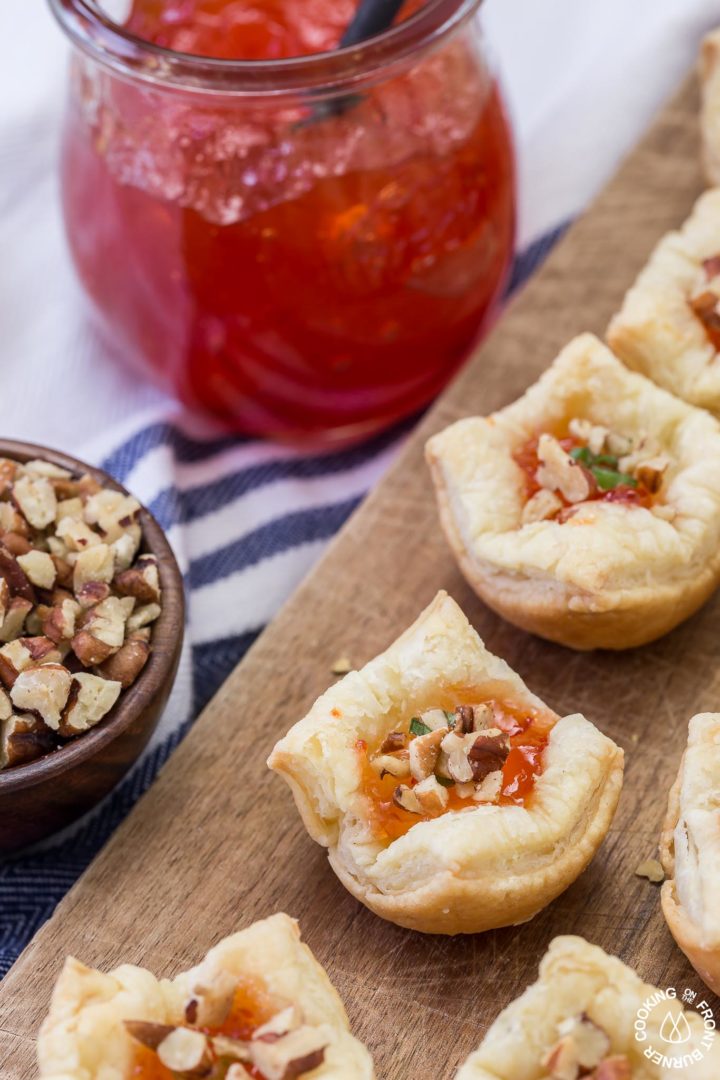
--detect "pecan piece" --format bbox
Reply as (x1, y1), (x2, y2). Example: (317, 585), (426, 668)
(250, 1027), (328, 1080)
(114, 553), (161, 604)
(0, 544), (35, 603)
(536, 434), (593, 504)
(413, 775), (449, 814)
(10, 663), (72, 731)
(183, 968), (237, 1028)
(17, 550), (56, 590)
(408, 726), (446, 781)
(73, 543), (114, 592)
(0, 712), (55, 768)
(0, 597), (32, 643)
(157, 1028), (213, 1076)
(690, 289), (720, 350)
(467, 731), (510, 782)
(380, 731), (407, 754)
(453, 705), (475, 734)
(59, 673), (121, 736)
(97, 635), (150, 688)
(12, 473), (57, 530)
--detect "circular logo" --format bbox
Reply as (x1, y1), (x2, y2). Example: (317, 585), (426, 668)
(634, 987), (716, 1069)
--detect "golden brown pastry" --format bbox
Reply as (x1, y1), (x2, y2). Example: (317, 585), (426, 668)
(608, 189), (720, 414)
(268, 592), (623, 935)
(660, 713), (720, 996)
(457, 935), (720, 1079)
(426, 333), (720, 650)
(37, 912), (375, 1080)
(700, 30), (720, 186)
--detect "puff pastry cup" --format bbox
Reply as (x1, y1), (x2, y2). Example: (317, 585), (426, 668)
(267, 591), (623, 935)
(660, 713), (720, 996)
(700, 30), (720, 186)
(607, 189), (720, 415)
(37, 912), (375, 1080)
(426, 333), (720, 650)
(456, 935), (720, 1079)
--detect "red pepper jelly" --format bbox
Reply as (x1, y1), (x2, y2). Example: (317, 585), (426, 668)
(55, 0), (515, 440)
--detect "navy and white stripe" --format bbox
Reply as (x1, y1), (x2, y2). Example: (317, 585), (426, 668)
(0, 223), (567, 979)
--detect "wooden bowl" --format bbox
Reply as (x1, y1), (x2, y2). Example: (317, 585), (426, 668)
(0, 440), (184, 853)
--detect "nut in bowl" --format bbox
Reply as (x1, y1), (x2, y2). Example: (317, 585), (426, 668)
(0, 440), (183, 853)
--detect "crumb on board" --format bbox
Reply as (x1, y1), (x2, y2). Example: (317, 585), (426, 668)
(331, 656), (352, 676)
(635, 858), (665, 883)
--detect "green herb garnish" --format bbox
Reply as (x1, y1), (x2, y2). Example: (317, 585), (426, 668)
(570, 446), (619, 469)
(436, 775), (454, 787)
(445, 710), (456, 727)
(409, 717), (431, 737)
(569, 445), (636, 491)
(591, 467), (637, 491)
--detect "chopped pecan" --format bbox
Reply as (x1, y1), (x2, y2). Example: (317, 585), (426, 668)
(468, 731), (510, 782)
(25, 459), (73, 481)
(183, 968), (237, 1028)
(0, 597), (32, 643)
(10, 663), (72, 730)
(55, 496), (84, 524)
(0, 458), (17, 497)
(254, 1007), (299, 1040)
(12, 473), (57, 530)
(413, 775), (449, 814)
(59, 673), (121, 736)
(71, 630), (115, 667)
(114, 554), (161, 604)
(2, 532), (32, 557)
(249, 1027), (328, 1080)
(393, 784), (423, 814)
(536, 434), (593, 504)
(73, 543), (115, 592)
(43, 599), (81, 644)
(522, 489), (563, 524)
(439, 730), (477, 783)
(0, 713), (55, 768)
(0, 639), (33, 687)
(0, 503), (30, 537)
(126, 602), (161, 634)
(56, 516), (102, 553)
(634, 454), (669, 494)
(75, 580), (112, 609)
(124, 1021), (176, 1051)
(690, 289), (720, 350)
(17, 550), (56, 590)
(453, 705), (475, 734)
(473, 769), (503, 802)
(84, 489), (141, 541)
(370, 752), (411, 780)
(97, 635), (150, 688)
(0, 544), (35, 603)
(157, 1028), (213, 1075)
(380, 731), (407, 754)
(408, 726), (446, 781)
(111, 525), (141, 571)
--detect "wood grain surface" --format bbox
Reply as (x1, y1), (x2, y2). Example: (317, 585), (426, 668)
(1, 75), (715, 1079)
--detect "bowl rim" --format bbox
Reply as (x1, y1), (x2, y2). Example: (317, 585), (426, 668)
(0, 438), (184, 793)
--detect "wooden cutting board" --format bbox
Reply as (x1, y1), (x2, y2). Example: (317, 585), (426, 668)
(1, 73), (715, 1080)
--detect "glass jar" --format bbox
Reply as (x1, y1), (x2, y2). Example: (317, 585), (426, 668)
(49, 0), (515, 442)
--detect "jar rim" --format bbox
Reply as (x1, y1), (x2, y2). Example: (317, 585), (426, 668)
(48, 0), (483, 96)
